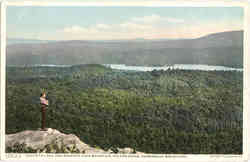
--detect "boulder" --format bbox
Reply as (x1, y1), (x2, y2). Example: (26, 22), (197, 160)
(6, 128), (144, 154)
(6, 128), (107, 153)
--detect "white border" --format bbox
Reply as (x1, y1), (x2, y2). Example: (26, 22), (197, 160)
(243, 1), (250, 161)
(4, 1), (248, 7)
(0, 1), (6, 161)
(1, 1), (249, 161)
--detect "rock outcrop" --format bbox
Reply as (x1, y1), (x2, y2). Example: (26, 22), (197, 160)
(6, 128), (144, 154)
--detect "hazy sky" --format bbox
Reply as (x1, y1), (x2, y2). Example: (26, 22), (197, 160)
(7, 6), (244, 40)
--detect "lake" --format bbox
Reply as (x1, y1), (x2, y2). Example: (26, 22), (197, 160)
(10, 64), (243, 72)
(103, 64), (243, 72)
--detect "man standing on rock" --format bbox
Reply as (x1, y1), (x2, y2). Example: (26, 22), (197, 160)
(40, 92), (49, 131)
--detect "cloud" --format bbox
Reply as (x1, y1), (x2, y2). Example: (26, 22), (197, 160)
(60, 16), (156, 38)
(63, 25), (88, 33)
(40, 14), (242, 40)
(56, 23), (154, 40)
(119, 22), (153, 31)
(61, 14), (183, 35)
(58, 14), (182, 39)
(131, 14), (184, 24)
(164, 17), (185, 23)
(96, 24), (110, 29)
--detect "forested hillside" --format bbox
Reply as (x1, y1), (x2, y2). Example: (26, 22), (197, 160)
(6, 64), (243, 154)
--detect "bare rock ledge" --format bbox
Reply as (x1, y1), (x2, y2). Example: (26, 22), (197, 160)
(6, 128), (144, 154)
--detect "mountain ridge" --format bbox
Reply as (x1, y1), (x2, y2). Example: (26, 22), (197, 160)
(6, 30), (243, 68)
(7, 30), (243, 44)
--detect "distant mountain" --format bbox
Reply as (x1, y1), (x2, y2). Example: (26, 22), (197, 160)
(6, 30), (243, 68)
(7, 38), (56, 45)
(6, 38), (177, 44)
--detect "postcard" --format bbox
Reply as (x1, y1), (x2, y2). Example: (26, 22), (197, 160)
(0, 1), (249, 161)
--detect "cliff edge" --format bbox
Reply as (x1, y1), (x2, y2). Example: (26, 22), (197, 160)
(6, 128), (143, 154)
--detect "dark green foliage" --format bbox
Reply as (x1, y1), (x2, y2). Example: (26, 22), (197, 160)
(6, 65), (243, 154)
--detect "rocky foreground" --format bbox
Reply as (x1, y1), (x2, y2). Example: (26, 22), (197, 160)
(6, 128), (144, 154)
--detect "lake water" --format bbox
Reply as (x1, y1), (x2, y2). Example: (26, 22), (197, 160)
(32, 64), (71, 67)
(103, 64), (243, 72)
(13, 64), (243, 72)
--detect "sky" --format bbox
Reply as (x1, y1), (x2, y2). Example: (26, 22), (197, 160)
(7, 6), (244, 40)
